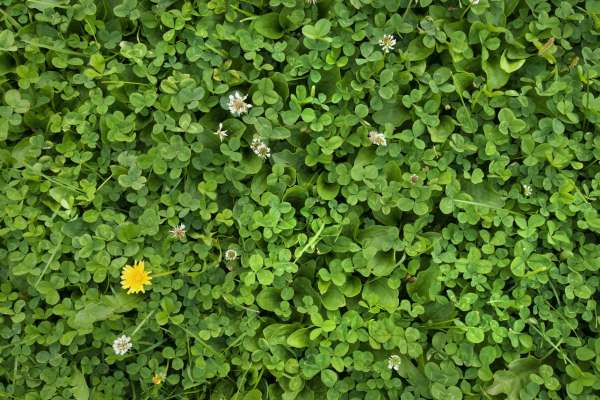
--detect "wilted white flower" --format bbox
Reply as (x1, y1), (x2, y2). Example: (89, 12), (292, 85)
(112, 335), (132, 356)
(368, 131), (387, 146)
(388, 355), (401, 371)
(228, 91), (252, 116)
(169, 224), (186, 240)
(251, 136), (271, 159)
(378, 34), (396, 53)
(306, 0), (318, 4)
(214, 123), (228, 141)
(225, 248), (238, 261)
(523, 184), (533, 197)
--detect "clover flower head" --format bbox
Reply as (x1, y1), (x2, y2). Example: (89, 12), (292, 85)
(225, 248), (238, 261)
(228, 91), (252, 116)
(378, 34), (396, 53)
(251, 136), (271, 159)
(388, 355), (402, 371)
(471, 0), (480, 5)
(306, 0), (318, 4)
(214, 123), (228, 141)
(523, 184), (533, 197)
(169, 223), (186, 240)
(368, 131), (387, 146)
(112, 335), (132, 356)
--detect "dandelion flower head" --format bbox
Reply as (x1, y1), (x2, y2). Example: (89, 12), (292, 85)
(121, 260), (152, 294)
(152, 373), (163, 385)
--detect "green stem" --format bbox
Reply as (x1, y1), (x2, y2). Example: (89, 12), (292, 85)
(231, 5), (254, 18)
(101, 80), (150, 86)
(173, 322), (219, 356)
(294, 222), (325, 262)
(204, 43), (228, 58)
(20, 39), (84, 56)
(0, 9), (20, 30)
(453, 198), (522, 216)
(153, 270), (178, 278)
(34, 237), (64, 288)
(132, 310), (156, 337)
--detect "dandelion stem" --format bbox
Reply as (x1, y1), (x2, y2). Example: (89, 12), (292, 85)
(34, 237), (64, 288)
(132, 310), (155, 337)
(153, 270), (178, 278)
(172, 322), (220, 356)
(294, 222), (325, 262)
(20, 39), (84, 56)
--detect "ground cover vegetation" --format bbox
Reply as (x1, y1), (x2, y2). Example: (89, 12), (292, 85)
(1, 0), (600, 399)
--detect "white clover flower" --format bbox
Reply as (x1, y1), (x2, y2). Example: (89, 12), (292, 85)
(225, 248), (238, 261)
(214, 123), (228, 141)
(228, 91), (252, 116)
(471, 0), (480, 5)
(169, 224), (186, 240)
(378, 34), (396, 54)
(523, 184), (533, 197)
(368, 131), (387, 146)
(306, 0), (318, 4)
(112, 335), (132, 356)
(119, 41), (128, 48)
(388, 355), (401, 371)
(251, 136), (271, 159)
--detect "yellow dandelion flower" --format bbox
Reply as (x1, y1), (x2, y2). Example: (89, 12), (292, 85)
(121, 260), (152, 294)
(152, 373), (162, 385)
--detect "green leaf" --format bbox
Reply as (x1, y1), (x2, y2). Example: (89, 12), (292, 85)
(358, 225), (399, 252)
(466, 326), (485, 343)
(362, 279), (398, 313)
(253, 13), (283, 39)
(321, 286), (346, 310)
(287, 328), (310, 348)
(321, 369), (338, 387)
(487, 357), (542, 400)
(26, 0), (69, 11)
(242, 389), (262, 400)
(500, 50), (526, 73)
(483, 57), (510, 90)
(302, 19), (331, 39)
(316, 173), (339, 200)
(71, 369), (90, 400)
(0, 30), (17, 52)
(114, 0), (137, 18)
(256, 288), (280, 311)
